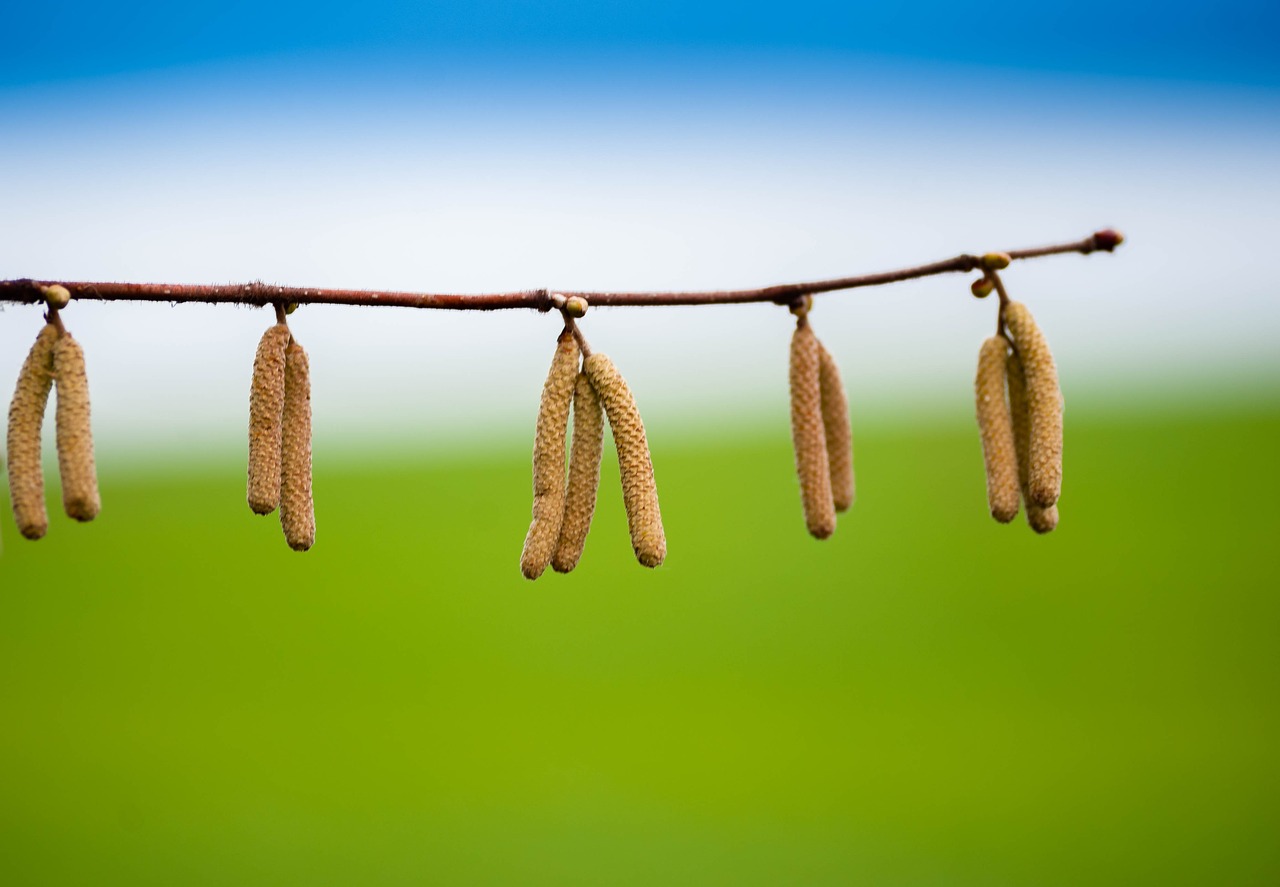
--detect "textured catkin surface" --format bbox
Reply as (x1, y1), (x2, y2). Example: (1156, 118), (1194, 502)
(817, 341), (855, 513)
(53, 332), (101, 522)
(280, 339), (315, 552)
(247, 323), (291, 515)
(584, 352), (666, 568)
(790, 321), (835, 539)
(520, 333), (580, 579)
(551, 372), (604, 574)
(1007, 350), (1059, 534)
(975, 335), (1019, 524)
(1005, 301), (1063, 508)
(7, 324), (58, 540)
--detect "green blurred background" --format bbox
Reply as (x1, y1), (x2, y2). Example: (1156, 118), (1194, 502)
(5, 0), (1280, 880)
(3, 390), (1277, 885)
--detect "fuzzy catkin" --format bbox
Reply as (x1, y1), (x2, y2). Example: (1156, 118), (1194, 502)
(817, 341), (855, 513)
(1007, 350), (1059, 534)
(520, 332), (580, 579)
(247, 323), (291, 515)
(279, 338), (315, 552)
(1004, 301), (1063, 508)
(53, 332), (100, 521)
(583, 352), (666, 568)
(551, 372), (604, 574)
(975, 335), (1019, 524)
(7, 324), (58, 540)
(790, 321), (835, 539)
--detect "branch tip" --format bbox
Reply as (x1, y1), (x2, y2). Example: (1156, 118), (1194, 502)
(1091, 229), (1125, 252)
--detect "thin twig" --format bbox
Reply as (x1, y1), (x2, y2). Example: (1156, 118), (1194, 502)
(0, 230), (1122, 312)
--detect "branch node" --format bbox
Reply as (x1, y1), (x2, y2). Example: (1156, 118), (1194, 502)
(788, 295), (812, 318)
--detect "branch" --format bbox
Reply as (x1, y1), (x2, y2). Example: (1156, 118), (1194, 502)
(0, 230), (1123, 312)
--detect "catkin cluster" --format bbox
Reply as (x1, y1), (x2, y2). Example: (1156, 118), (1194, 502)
(6, 319), (101, 540)
(520, 331), (664, 578)
(246, 321), (315, 550)
(973, 301), (1063, 533)
(789, 317), (855, 539)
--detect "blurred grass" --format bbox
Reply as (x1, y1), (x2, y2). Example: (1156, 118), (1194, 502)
(2, 401), (1278, 886)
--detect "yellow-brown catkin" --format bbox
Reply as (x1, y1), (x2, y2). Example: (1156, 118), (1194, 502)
(53, 332), (101, 521)
(7, 324), (58, 540)
(583, 352), (666, 568)
(551, 372), (604, 574)
(279, 338), (315, 552)
(790, 321), (835, 539)
(247, 323), (291, 515)
(1004, 301), (1063, 508)
(1007, 350), (1059, 534)
(817, 341), (855, 513)
(975, 335), (1019, 524)
(520, 332), (580, 579)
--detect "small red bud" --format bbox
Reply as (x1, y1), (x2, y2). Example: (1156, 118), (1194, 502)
(1093, 229), (1125, 251)
(971, 278), (994, 298)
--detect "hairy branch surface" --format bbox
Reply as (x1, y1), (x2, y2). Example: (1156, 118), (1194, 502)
(0, 230), (1123, 312)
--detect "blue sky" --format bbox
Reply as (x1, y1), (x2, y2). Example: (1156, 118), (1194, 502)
(4, 1), (1279, 88)
(1, 2), (1277, 449)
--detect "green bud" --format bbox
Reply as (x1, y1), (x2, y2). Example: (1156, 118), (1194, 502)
(41, 284), (71, 310)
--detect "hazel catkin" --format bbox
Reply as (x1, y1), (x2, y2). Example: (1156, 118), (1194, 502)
(583, 352), (666, 568)
(1007, 349), (1059, 534)
(279, 338), (315, 552)
(1004, 301), (1063, 508)
(7, 324), (58, 540)
(817, 341), (855, 513)
(975, 335), (1019, 524)
(551, 372), (604, 574)
(520, 332), (580, 579)
(790, 320), (835, 539)
(53, 331), (101, 521)
(247, 323), (291, 515)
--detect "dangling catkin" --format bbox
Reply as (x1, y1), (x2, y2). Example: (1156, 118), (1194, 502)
(1007, 350), (1059, 534)
(583, 352), (666, 568)
(53, 332), (101, 521)
(247, 323), (291, 515)
(520, 332), (580, 579)
(279, 338), (315, 552)
(7, 324), (58, 540)
(551, 372), (604, 574)
(817, 341), (855, 513)
(790, 320), (835, 539)
(975, 335), (1019, 524)
(1004, 301), (1063, 508)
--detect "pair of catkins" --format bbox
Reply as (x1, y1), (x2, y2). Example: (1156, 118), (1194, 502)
(789, 313), (855, 539)
(247, 321), (315, 551)
(975, 301), (1063, 533)
(7, 292), (100, 540)
(520, 330), (665, 578)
